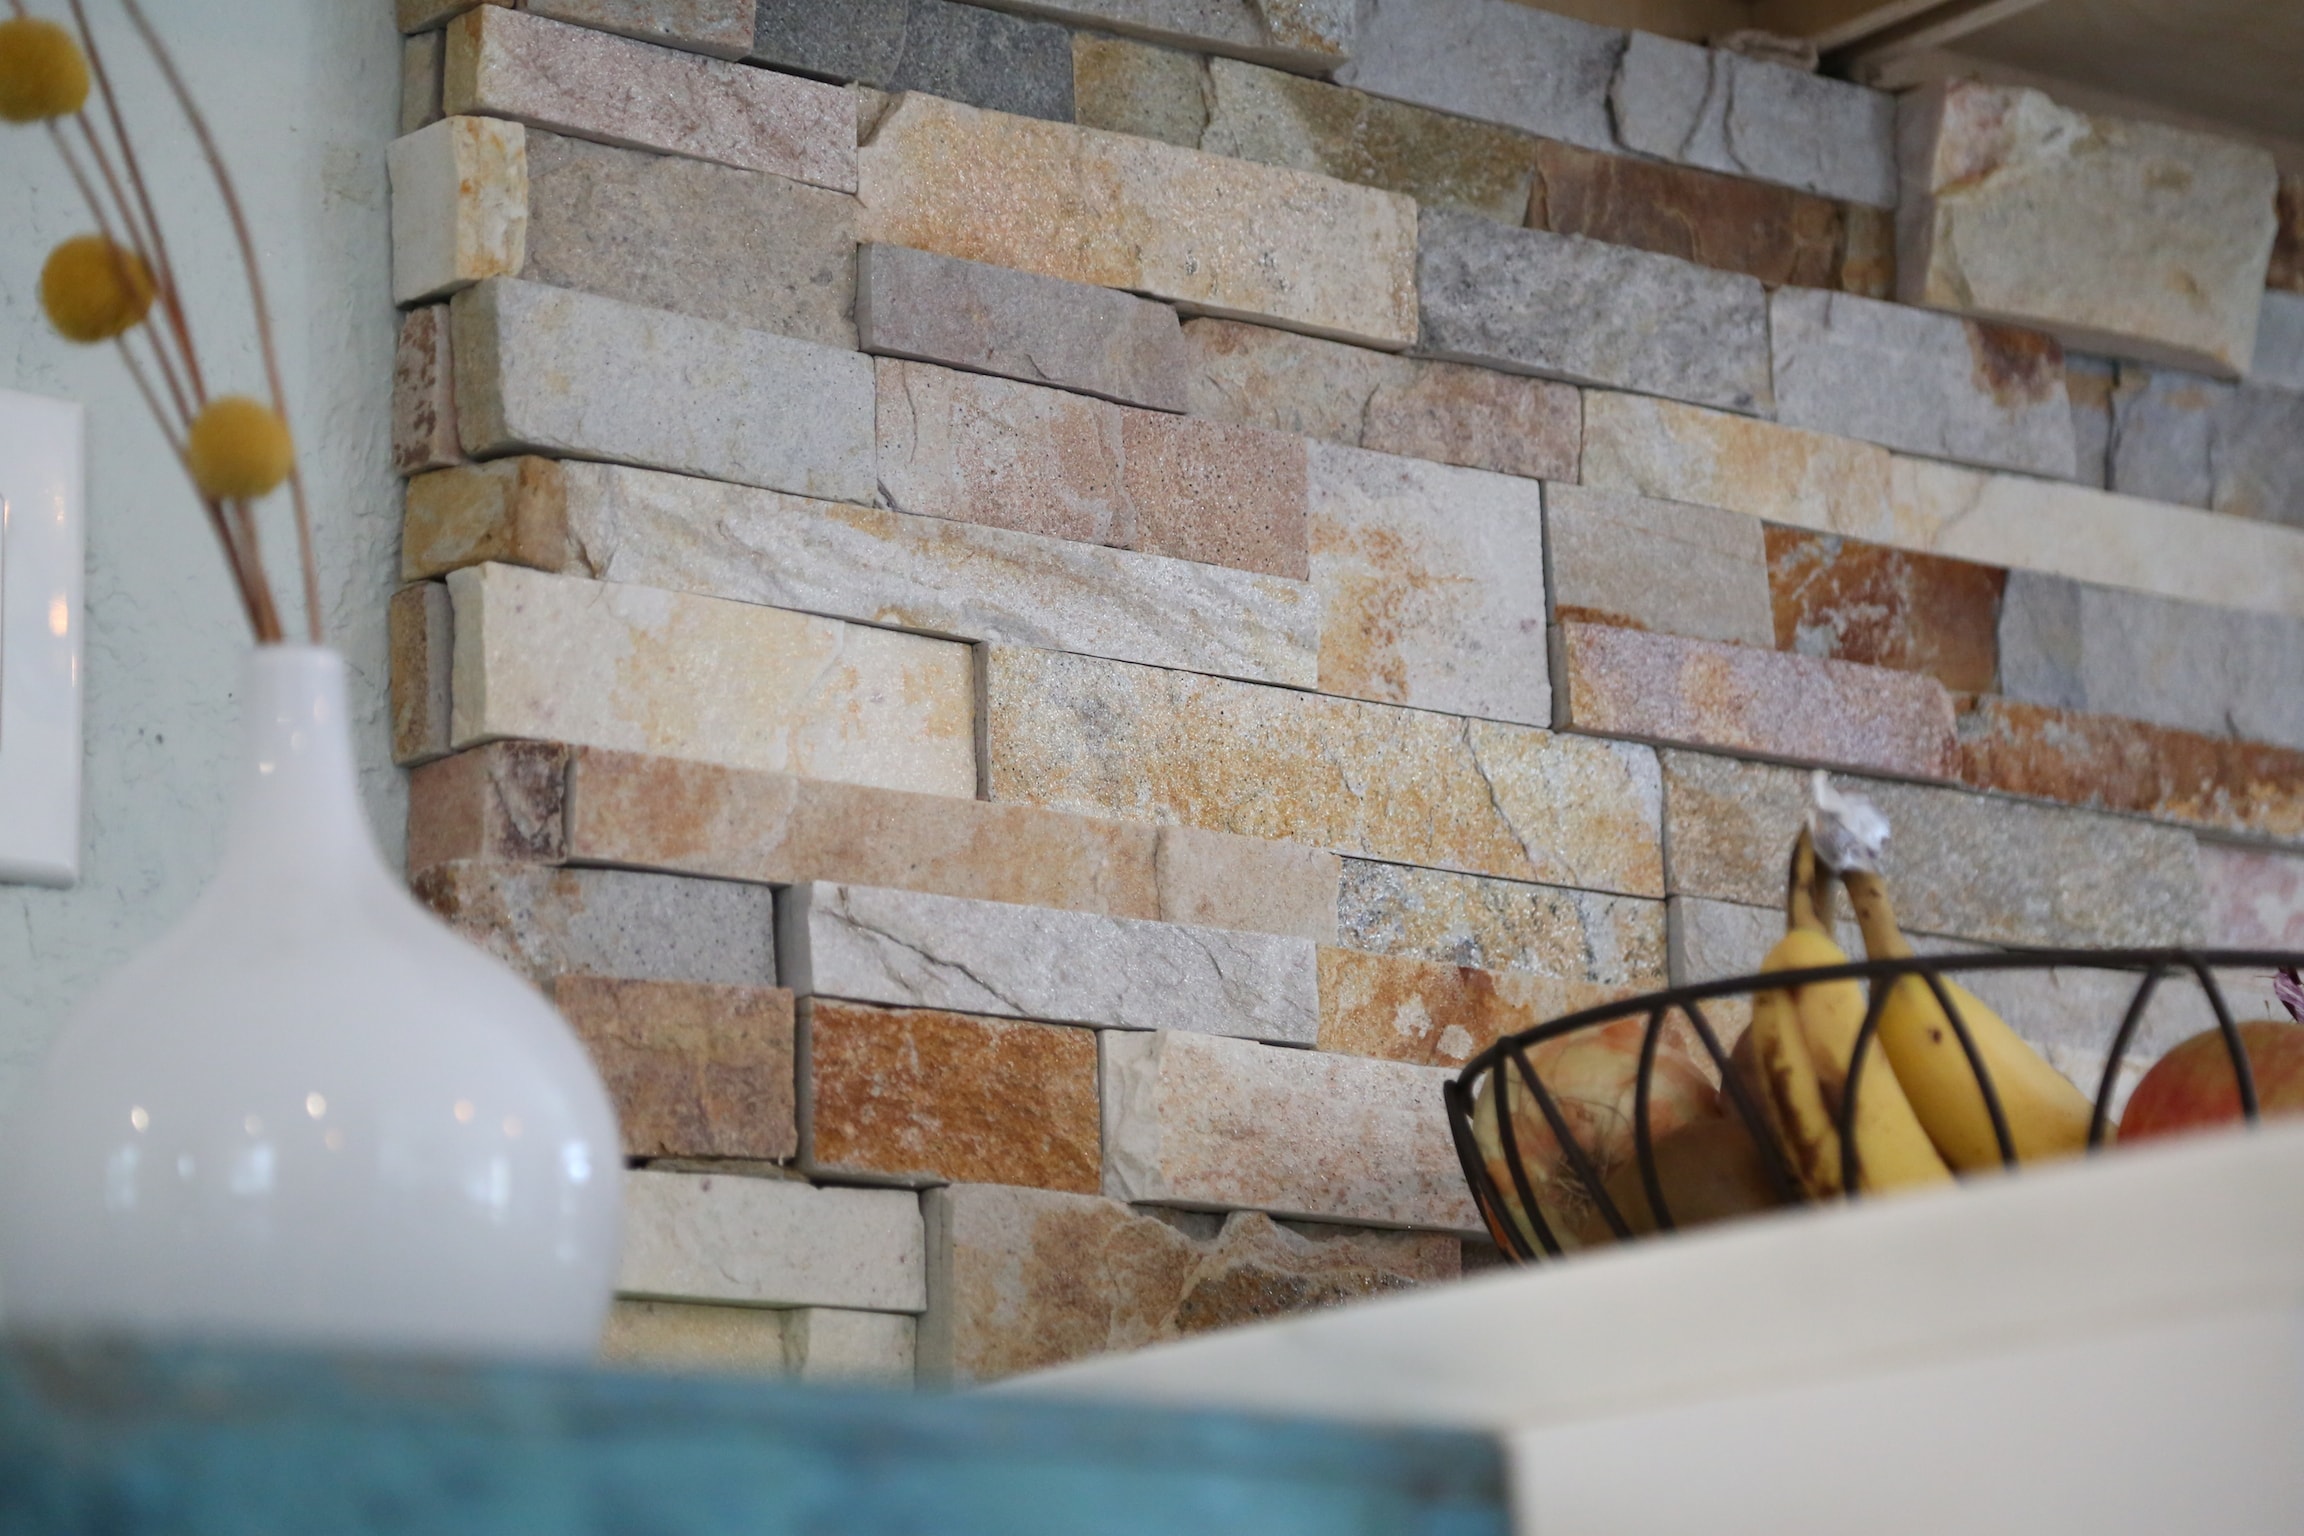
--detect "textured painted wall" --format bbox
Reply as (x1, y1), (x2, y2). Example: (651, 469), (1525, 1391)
(0, 2), (404, 1119)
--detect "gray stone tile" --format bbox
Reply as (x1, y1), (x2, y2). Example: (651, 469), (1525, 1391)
(2065, 353), (2118, 489)
(858, 243), (1187, 412)
(411, 861), (778, 987)
(1769, 288), (2076, 478)
(1610, 32), (1896, 208)
(1416, 209), (1771, 416)
(966, 0), (1355, 72)
(522, 129), (858, 350)
(752, 0), (1074, 122)
(1543, 483), (1774, 648)
(1337, 859), (1664, 983)
(2109, 364), (2304, 528)
(1336, 0), (1621, 154)
(2252, 290), (2304, 395)
(776, 881), (1321, 1043)
(450, 277), (877, 504)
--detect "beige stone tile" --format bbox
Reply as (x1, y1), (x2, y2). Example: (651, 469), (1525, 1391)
(600, 1298), (789, 1374)
(388, 115), (527, 307)
(411, 861), (778, 989)
(525, 0), (755, 59)
(620, 1168), (925, 1311)
(1335, 859), (1666, 986)
(559, 977), (797, 1161)
(782, 1308), (916, 1386)
(1154, 825), (1339, 945)
(1580, 390), (1893, 539)
(1316, 946), (1634, 1069)
(1543, 483), (1773, 649)
(402, 458), (571, 581)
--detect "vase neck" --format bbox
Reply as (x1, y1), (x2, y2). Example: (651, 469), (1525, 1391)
(215, 646), (384, 890)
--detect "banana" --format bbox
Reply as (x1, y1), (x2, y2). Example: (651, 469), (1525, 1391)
(1841, 865), (2093, 1170)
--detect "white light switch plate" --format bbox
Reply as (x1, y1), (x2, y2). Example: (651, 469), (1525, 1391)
(0, 388), (86, 887)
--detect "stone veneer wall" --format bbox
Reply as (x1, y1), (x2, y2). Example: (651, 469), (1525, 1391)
(385, 0), (2304, 1387)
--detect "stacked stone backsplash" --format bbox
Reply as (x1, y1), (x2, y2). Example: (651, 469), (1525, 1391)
(388, 0), (2304, 1385)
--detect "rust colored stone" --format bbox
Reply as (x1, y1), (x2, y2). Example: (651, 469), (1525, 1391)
(1316, 947), (1634, 1069)
(1965, 320), (2065, 410)
(558, 977), (797, 1160)
(1953, 696), (2304, 844)
(2268, 173), (2303, 294)
(1528, 139), (1843, 290)
(388, 581), (453, 767)
(406, 740), (570, 873)
(807, 1001), (1100, 1192)
(1764, 525), (2004, 695)
(392, 304), (465, 476)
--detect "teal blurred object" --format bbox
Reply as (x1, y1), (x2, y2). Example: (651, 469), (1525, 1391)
(0, 1341), (1509, 1535)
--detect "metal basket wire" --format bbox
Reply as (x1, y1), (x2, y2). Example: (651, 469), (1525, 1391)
(1444, 948), (2303, 1264)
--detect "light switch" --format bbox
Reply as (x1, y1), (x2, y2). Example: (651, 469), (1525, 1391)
(0, 388), (86, 887)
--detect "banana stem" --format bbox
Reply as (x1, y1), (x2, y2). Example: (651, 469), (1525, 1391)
(1786, 829), (1829, 933)
(1842, 868), (1915, 960)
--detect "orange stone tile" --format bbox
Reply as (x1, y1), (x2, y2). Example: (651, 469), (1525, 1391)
(1764, 525), (2004, 694)
(1529, 139), (1846, 291)
(406, 740), (569, 872)
(806, 1000), (1101, 1192)
(556, 977), (797, 1160)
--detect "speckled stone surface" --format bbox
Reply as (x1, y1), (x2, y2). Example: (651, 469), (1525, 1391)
(388, 114), (527, 307)
(1182, 317), (1579, 480)
(393, 305), (466, 475)
(1897, 80), (2278, 376)
(1610, 32), (1896, 207)
(1580, 390), (1893, 539)
(1417, 210), (1771, 415)
(402, 458), (572, 581)
(1658, 749), (2207, 948)
(752, 0), (1075, 122)
(1101, 1029), (1478, 1231)
(859, 244), (1188, 412)
(806, 1000), (1101, 1191)
(1543, 483), (1774, 648)
(445, 562), (977, 795)
(405, 739), (570, 871)
(620, 1169), (924, 1311)
(410, 861), (779, 988)
(778, 881), (1320, 1043)
(875, 358), (1310, 578)
(557, 977), (797, 1160)
(1308, 442), (1550, 725)
(968, 0), (1356, 71)
(981, 645), (1665, 896)
(1336, 0), (1620, 153)
(445, 5), (857, 191)
(521, 130), (857, 350)
(1334, 859), (1664, 984)
(856, 93), (1419, 349)
(450, 278), (876, 504)
(1315, 946), (1633, 1068)
(1768, 288), (2076, 479)
(920, 1186), (1456, 1385)
(1556, 621), (1959, 780)
(526, 0), (755, 58)
(1764, 526), (2003, 695)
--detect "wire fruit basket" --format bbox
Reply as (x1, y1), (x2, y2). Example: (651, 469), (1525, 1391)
(1444, 947), (2304, 1264)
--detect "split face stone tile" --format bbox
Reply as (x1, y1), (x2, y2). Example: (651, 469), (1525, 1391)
(1764, 526), (2003, 695)
(600, 1299), (790, 1375)
(2272, 174), (2304, 295)
(1555, 620), (1958, 781)
(403, 457), (573, 582)
(1953, 696), (2304, 846)
(752, 0), (1075, 123)
(410, 861), (778, 987)
(1609, 32), (1896, 207)
(389, 581), (455, 766)
(388, 115), (527, 307)
(400, 31), (445, 134)
(532, 458), (1318, 687)
(2251, 292), (2304, 396)
(1659, 749), (2208, 948)
(450, 278), (876, 505)
(445, 6), (857, 192)
(1316, 946), (1628, 1068)
(781, 1308), (918, 1385)
(1334, 859), (1665, 985)
(445, 562), (977, 795)
(874, 359), (1309, 578)
(856, 93), (1419, 349)
(406, 739), (570, 872)
(558, 977), (798, 1160)
(965, 0), (1355, 72)
(1336, 0), (1620, 153)
(859, 244), (1188, 412)
(393, 305), (466, 476)
(1769, 288), (2076, 479)
(1527, 139), (1847, 291)
(1996, 571), (2304, 752)
(777, 881), (1321, 1043)
(1581, 391), (1894, 542)
(1888, 457), (2304, 623)
(1543, 483), (1774, 649)
(1153, 825), (1340, 945)
(804, 999), (1100, 1191)
(524, 0), (755, 59)
(1897, 80), (2279, 377)
(521, 130), (857, 351)
(2106, 366), (2304, 528)
(1071, 32), (1209, 149)
(2199, 843), (2304, 949)
(920, 1185), (1457, 1385)
(982, 645), (1665, 896)
(1101, 1029), (1478, 1231)
(1308, 442), (1550, 725)
(1181, 317), (1579, 481)
(1418, 210), (1771, 416)
(620, 1169), (925, 1311)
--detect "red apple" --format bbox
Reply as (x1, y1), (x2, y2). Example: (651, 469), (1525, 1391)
(2119, 1021), (2304, 1144)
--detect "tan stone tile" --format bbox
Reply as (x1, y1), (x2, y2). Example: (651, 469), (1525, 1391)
(559, 977), (797, 1160)
(389, 581), (454, 767)
(1071, 32), (1208, 150)
(406, 740), (570, 872)
(856, 92), (1418, 348)
(402, 458), (572, 582)
(1316, 946), (1633, 1069)
(1543, 483), (1773, 649)
(1359, 357), (1578, 482)
(392, 305), (466, 477)
(1335, 859), (1666, 987)
(806, 1000), (1099, 1192)
(1154, 825), (1339, 944)
(600, 1298), (789, 1375)
(387, 115), (527, 307)
(525, 0), (755, 59)
(1580, 390), (1893, 539)
(1119, 408), (1309, 579)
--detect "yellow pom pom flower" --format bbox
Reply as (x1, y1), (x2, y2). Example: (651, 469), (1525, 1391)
(185, 396), (295, 501)
(0, 16), (89, 123)
(39, 236), (156, 343)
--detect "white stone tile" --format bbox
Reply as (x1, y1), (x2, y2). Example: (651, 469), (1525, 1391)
(389, 115), (527, 306)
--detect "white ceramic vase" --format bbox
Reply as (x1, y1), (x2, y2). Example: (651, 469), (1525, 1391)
(0, 647), (623, 1357)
